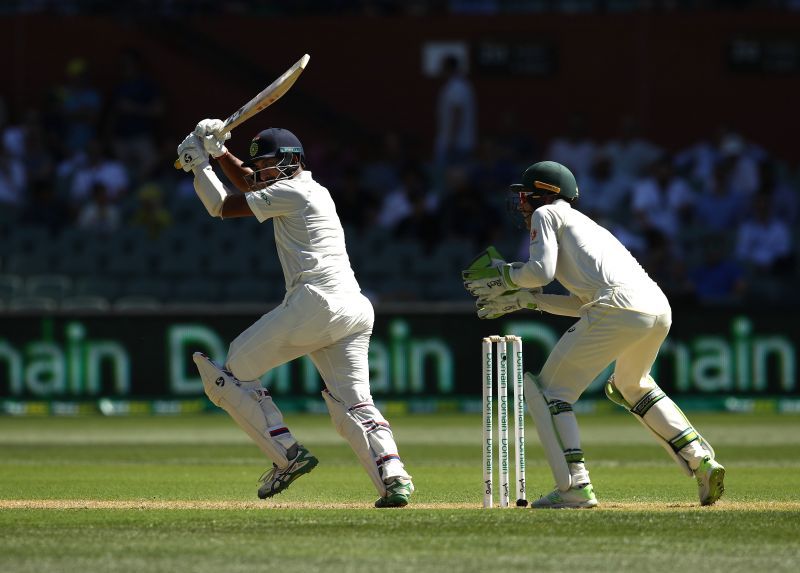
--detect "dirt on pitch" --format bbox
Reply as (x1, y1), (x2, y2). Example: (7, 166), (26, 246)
(2, 499), (799, 511)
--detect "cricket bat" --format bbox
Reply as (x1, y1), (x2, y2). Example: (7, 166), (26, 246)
(174, 53), (310, 169)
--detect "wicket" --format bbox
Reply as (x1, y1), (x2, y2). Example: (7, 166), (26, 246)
(482, 335), (527, 508)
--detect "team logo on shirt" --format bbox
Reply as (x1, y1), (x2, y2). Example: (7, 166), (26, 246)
(256, 191), (271, 204)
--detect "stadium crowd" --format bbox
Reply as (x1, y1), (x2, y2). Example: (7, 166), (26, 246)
(0, 47), (797, 310)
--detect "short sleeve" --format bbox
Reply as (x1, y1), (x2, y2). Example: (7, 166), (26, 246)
(245, 185), (303, 222)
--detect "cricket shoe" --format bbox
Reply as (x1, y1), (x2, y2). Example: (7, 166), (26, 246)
(257, 444), (318, 499)
(530, 483), (598, 509)
(374, 477), (414, 508)
(695, 456), (725, 506)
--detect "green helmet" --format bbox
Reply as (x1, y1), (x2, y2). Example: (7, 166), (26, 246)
(509, 161), (579, 201)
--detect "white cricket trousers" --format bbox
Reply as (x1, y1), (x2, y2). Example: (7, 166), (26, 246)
(224, 283), (402, 462)
(538, 304), (672, 405)
(227, 284), (375, 403)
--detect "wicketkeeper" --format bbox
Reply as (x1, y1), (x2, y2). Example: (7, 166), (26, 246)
(175, 121), (413, 507)
(463, 161), (725, 508)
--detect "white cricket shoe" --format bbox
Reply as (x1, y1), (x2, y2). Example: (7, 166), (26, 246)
(695, 456), (725, 506)
(257, 444), (319, 499)
(530, 483), (598, 509)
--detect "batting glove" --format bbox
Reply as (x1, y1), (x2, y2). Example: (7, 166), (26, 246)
(462, 263), (519, 299)
(194, 118), (231, 158)
(176, 134), (209, 172)
(476, 289), (540, 320)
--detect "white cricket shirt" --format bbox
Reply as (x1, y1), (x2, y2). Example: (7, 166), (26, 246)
(510, 199), (670, 315)
(245, 171), (361, 295)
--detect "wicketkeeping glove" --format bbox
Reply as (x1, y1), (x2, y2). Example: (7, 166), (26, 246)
(466, 245), (507, 270)
(176, 134), (209, 172)
(193, 118), (231, 158)
(476, 289), (541, 320)
(462, 262), (520, 299)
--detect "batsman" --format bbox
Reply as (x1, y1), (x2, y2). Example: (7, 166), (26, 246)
(463, 161), (725, 508)
(175, 121), (413, 507)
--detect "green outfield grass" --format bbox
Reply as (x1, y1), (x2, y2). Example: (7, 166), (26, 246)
(1, 411), (799, 573)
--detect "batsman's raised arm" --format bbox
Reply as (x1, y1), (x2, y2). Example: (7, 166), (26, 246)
(175, 119), (256, 219)
(194, 118), (252, 194)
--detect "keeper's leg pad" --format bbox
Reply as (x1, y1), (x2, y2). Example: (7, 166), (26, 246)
(322, 389), (388, 497)
(523, 372), (574, 491)
(193, 352), (289, 467)
(605, 375), (715, 477)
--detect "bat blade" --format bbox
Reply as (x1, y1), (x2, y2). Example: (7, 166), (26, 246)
(219, 53), (309, 135)
(174, 53), (310, 169)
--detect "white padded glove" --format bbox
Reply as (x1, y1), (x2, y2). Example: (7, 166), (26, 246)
(176, 134), (209, 172)
(193, 118), (231, 158)
(476, 289), (541, 320)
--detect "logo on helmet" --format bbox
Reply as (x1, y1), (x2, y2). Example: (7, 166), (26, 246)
(249, 141), (259, 157)
(534, 180), (560, 194)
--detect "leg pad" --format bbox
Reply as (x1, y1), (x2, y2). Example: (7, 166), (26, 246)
(523, 373), (573, 491)
(194, 352), (289, 467)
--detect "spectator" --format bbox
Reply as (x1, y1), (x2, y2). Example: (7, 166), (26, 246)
(434, 54), (477, 168)
(687, 236), (747, 305)
(691, 160), (746, 233)
(630, 154), (694, 238)
(361, 131), (405, 193)
(61, 140), (129, 208)
(394, 186), (440, 254)
(77, 182), (121, 234)
(575, 150), (633, 222)
(440, 165), (500, 248)
(20, 110), (56, 190)
(1, 97), (24, 159)
(604, 115), (661, 179)
(735, 194), (793, 276)
(675, 126), (730, 191)
(716, 133), (763, 199)
(377, 163), (435, 231)
(471, 135), (520, 200)
(759, 158), (799, 224)
(330, 165), (379, 234)
(130, 183), (172, 240)
(106, 48), (164, 182)
(0, 152), (26, 207)
(56, 58), (103, 152)
(545, 113), (596, 177)
(638, 228), (692, 304)
(676, 128), (763, 197)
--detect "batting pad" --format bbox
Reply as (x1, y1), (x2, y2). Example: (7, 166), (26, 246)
(605, 376), (715, 477)
(322, 390), (387, 496)
(193, 352), (289, 467)
(523, 372), (572, 491)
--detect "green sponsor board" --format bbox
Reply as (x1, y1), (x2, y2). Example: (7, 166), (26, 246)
(0, 308), (796, 402)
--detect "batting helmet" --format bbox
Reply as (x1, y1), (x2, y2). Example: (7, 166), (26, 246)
(243, 128), (305, 169)
(243, 128), (306, 189)
(509, 161), (579, 201)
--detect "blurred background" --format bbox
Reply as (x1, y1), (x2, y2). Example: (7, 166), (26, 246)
(0, 1), (798, 415)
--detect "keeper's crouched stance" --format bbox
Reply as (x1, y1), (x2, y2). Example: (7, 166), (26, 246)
(463, 161), (725, 509)
(177, 121), (412, 507)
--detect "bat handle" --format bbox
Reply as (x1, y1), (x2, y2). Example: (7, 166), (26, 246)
(173, 158), (182, 169)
